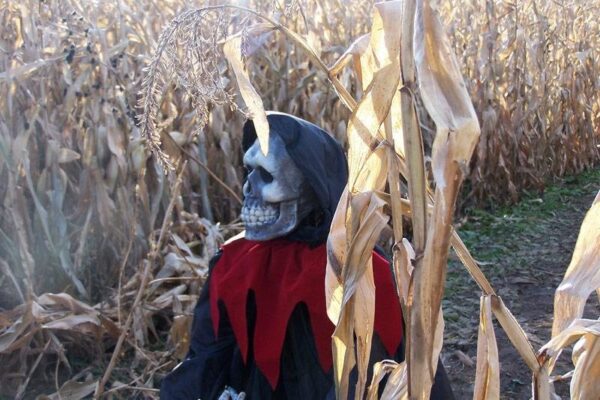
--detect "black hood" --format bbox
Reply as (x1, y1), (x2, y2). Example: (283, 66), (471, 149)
(242, 112), (348, 245)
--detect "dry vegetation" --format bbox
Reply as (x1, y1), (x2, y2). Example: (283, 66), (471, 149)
(0, 0), (598, 399)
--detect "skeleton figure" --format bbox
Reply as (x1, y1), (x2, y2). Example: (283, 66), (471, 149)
(160, 112), (454, 400)
(241, 133), (317, 241)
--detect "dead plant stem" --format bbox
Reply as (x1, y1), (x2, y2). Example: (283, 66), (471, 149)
(95, 162), (188, 398)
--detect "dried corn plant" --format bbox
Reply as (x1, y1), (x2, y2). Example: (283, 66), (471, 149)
(536, 191), (600, 399)
(0, 1), (244, 398)
(1, 0), (599, 399)
(551, 191), (600, 338)
(0, 1), (372, 397)
(439, 0), (600, 206)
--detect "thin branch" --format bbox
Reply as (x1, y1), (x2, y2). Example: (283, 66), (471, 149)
(15, 339), (52, 400)
(95, 162), (188, 398)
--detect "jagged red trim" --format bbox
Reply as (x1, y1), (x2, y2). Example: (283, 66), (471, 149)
(210, 238), (403, 389)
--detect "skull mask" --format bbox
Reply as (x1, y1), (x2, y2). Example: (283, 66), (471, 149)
(241, 133), (318, 241)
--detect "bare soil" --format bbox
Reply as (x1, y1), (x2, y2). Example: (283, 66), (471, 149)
(443, 170), (600, 399)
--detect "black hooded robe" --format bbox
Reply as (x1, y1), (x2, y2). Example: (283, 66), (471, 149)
(160, 113), (454, 400)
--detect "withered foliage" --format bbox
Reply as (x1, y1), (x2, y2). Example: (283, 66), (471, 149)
(0, 0), (368, 397)
(0, 0), (599, 399)
(440, 0), (600, 205)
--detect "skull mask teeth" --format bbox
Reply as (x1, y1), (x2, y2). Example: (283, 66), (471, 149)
(241, 133), (317, 241)
(241, 199), (279, 227)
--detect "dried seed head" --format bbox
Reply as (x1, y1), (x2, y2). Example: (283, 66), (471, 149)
(139, 7), (256, 171)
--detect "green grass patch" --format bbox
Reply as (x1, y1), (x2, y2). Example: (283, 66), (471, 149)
(445, 167), (600, 297)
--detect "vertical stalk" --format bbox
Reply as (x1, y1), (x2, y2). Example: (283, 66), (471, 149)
(384, 115), (407, 317)
(397, 0), (430, 398)
(384, 115), (404, 247)
(399, 0), (427, 257)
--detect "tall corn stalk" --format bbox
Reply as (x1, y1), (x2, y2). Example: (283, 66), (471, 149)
(439, 0), (600, 206)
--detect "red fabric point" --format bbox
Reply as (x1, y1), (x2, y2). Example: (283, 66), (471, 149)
(209, 238), (403, 389)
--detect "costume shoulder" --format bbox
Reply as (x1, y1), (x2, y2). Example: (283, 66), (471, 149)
(209, 238), (332, 388)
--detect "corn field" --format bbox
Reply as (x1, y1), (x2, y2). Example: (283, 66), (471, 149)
(0, 0), (599, 399)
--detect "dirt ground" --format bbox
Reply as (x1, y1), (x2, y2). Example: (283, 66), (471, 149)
(442, 170), (600, 399)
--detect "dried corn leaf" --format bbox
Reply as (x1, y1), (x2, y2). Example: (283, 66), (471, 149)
(450, 231), (495, 296)
(35, 378), (97, 400)
(325, 3), (406, 398)
(56, 148), (81, 164)
(490, 295), (551, 398)
(0, 305), (35, 353)
(490, 295), (538, 371)
(552, 191), (600, 337)
(367, 360), (398, 400)
(367, 360), (408, 400)
(398, 0), (428, 260)
(223, 25), (273, 155)
(42, 314), (101, 332)
(326, 191), (389, 399)
(170, 314), (193, 360)
(571, 327), (600, 399)
(329, 34), (370, 77)
(380, 361), (408, 400)
(345, 1), (402, 192)
(414, 10), (480, 161)
(393, 238), (415, 304)
(414, 0), (480, 177)
(37, 293), (97, 314)
(539, 319), (600, 399)
(473, 296), (499, 400)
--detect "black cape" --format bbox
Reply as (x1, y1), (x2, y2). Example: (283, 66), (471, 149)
(160, 113), (455, 399)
